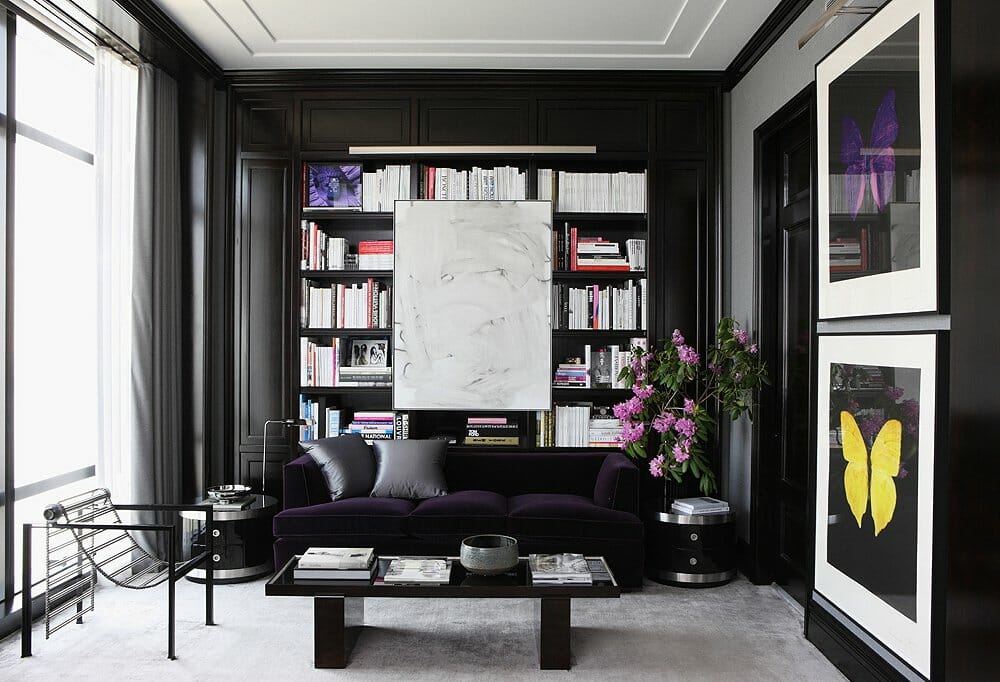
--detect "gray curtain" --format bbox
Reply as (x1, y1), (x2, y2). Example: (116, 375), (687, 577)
(131, 63), (183, 554)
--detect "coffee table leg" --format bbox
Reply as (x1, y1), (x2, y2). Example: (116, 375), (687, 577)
(536, 597), (571, 670)
(314, 596), (364, 668)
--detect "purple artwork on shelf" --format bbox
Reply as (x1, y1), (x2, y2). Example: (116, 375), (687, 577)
(305, 163), (362, 209)
(841, 89), (899, 219)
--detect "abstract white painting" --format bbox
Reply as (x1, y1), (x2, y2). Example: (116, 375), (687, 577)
(393, 200), (552, 410)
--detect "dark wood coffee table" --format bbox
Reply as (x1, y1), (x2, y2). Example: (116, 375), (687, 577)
(265, 555), (621, 670)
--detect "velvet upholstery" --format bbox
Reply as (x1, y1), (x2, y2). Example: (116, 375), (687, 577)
(276, 449), (644, 587)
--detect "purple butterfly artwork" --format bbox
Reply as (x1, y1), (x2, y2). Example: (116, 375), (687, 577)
(841, 89), (899, 219)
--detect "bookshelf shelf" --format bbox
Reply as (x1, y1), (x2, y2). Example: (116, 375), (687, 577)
(298, 387), (392, 395)
(552, 329), (646, 337)
(553, 271), (646, 280)
(553, 212), (647, 222)
(301, 211), (393, 221)
(552, 387), (632, 399)
(300, 328), (392, 336)
(300, 270), (394, 280)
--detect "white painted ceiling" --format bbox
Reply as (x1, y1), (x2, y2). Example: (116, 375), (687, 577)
(151, 0), (784, 71)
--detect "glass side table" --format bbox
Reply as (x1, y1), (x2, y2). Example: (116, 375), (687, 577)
(180, 494), (278, 583)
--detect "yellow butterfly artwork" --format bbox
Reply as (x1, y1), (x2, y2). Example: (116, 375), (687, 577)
(839, 411), (902, 537)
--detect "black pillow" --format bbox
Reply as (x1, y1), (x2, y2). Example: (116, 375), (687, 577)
(370, 440), (448, 499)
(300, 434), (376, 501)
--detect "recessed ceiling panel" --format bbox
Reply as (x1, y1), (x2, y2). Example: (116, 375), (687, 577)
(152, 0), (783, 70)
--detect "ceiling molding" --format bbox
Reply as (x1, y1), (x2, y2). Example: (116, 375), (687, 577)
(225, 68), (727, 94)
(114, 0), (223, 77)
(724, 0), (813, 90)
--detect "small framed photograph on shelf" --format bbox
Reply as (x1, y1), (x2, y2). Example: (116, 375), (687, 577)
(303, 162), (362, 210)
(816, 0), (937, 318)
(350, 339), (388, 367)
(814, 333), (939, 678)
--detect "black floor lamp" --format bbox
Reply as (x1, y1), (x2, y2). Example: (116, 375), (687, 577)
(261, 418), (308, 495)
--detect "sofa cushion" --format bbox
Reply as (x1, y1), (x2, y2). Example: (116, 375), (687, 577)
(273, 496), (416, 538)
(407, 490), (507, 538)
(507, 493), (643, 541)
(371, 440), (448, 499)
(299, 434), (375, 501)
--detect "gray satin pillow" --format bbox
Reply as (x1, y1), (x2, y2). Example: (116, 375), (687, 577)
(300, 434), (376, 501)
(370, 440), (448, 499)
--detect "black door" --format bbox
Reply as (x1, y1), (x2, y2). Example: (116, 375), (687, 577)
(751, 88), (813, 605)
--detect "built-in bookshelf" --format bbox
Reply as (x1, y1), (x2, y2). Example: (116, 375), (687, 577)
(294, 156), (651, 451)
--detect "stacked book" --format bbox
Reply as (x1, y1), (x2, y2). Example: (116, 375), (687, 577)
(357, 240), (393, 270)
(344, 411), (395, 442)
(361, 165), (411, 212)
(670, 496), (731, 516)
(464, 416), (519, 446)
(537, 170), (646, 213)
(339, 365), (392, 387)
(553, 356), (590, 389)
(553, 226), (646, 272)
(587, 409), (622, 448)
(300, 338), (392, 387)
(382, 558), (452, 585)
(829, 236), (868, 273)
(528, 553), (593, 585)
(293, 547), (377, 582)
(551, 343), (642, 391)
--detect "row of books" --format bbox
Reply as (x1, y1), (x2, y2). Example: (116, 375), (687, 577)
(829, 172), (894, 215)
(361, 165), (411, 212)
(463, 416), (518, 446)
(552, 279), (647, 331)
(554, 225), (645, 272)
(418, 166), (527, 200)
(300, 279), (391, 329)
(535, 404), (621, 448)
(293, 547), (599, 586)
(300, 338), (391, 387)
(297, 402), (411, 442)
(829, 235), (868, 272)
(342, 410), (398, 442)
(300, 222), (394, 272)
(538, 169), (646, 213)
(553, 343), (640, 389)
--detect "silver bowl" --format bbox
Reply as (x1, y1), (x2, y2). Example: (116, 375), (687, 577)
(207, 484), (253, 500)
(460, 535), (519, 576)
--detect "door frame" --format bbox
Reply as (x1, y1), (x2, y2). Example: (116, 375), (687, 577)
(747, 84), (817, 588)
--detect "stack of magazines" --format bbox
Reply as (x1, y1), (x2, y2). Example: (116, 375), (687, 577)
(528, 553), (593, 585)
(293, 547), (376, 582)
(670, 497), (731, 515)
(382, 558), (451, 585)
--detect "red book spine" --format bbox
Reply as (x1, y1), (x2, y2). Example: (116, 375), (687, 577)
(429, 166), (436, 199)
(570, 227), (578, 271)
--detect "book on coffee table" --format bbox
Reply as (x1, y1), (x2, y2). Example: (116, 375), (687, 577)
(298, 547), (375, 570)
(382, 558), (451, 585)
(293, 559), (378, 582)
(528, 553), (593, 585)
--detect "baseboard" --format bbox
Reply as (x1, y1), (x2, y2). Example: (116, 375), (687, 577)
(736, 537), (769, 584)
(806, 593), (926, 682)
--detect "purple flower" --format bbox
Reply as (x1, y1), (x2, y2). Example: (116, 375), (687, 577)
(898, 464), (909, 479)
(749, 343), (758, 355)
(736, 328), (749, 346)
(683, 398), (695, 414)
(901, 399), (920, 419)
(674, 417), (696, 438)
(671, 329), (685, 346)
(678, 345), (699, 365)
(859, 414), (883, 442)
(612, 397), (643, 420)
(648, 454), (665, 478)
(652, 411), (677, 433)
(619, 420), (645, 444)
(629, 353), (650, 373)
(632, 384), (655, 399)
(885, 386), (905, 401)
(672, 442), (690, 463)
(708, 362), (722, 376)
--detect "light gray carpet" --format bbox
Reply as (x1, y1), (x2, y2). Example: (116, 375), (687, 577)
(1, 576), (844, 681)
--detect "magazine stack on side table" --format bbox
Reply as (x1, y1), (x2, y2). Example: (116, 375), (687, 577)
(293, 547), (376, 582)
(670, 496), (731, 516)
(528, 553), (593, 585)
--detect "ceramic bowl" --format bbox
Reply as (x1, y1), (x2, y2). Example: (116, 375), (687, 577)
(460, 534), (519, 576)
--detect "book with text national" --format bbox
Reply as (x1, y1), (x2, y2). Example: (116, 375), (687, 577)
(298, 547), (374, 570)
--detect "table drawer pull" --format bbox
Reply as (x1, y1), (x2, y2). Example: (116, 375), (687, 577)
(690, 532), (699, 542)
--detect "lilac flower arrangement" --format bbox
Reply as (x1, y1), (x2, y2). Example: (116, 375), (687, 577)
(614, 318), (768, 495)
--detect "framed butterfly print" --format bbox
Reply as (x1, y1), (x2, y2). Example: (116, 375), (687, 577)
(817, 0), (938, 318)
(815, 333), (938, 677)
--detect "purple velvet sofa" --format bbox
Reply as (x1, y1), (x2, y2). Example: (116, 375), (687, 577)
(273, 449), (644, 587)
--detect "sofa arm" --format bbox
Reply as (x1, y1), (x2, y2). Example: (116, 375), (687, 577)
(593, 453), (639, 514)
(282, 454), (328, 510)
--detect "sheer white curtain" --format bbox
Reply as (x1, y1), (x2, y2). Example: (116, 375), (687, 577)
(95, 47), (138, 499)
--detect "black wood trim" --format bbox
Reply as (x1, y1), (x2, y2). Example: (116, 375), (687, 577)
(725, 0), (814, 91)
(226, 69), (726, 93)
(112, 0), (221, 78)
